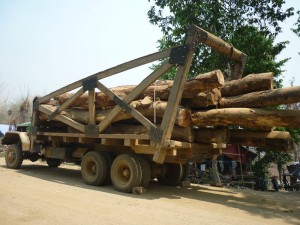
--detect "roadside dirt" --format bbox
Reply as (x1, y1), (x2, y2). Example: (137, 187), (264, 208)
(0, 158), (299, 225)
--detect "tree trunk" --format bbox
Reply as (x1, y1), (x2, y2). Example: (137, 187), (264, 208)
(182, 88), (221, 109)
(192, 108), (300, 129)
(220, 86), (300, 108)
(229, 129), (293, 151)
(103, 123), (194, 143)
(54, 70), (224, 109)
(220, 72), (273, 97)
(194, 127), (229, 143)
(40, 97), (192, 127)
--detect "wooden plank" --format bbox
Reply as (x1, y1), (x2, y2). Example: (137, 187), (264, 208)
(88, 89), (96, 124)
(36, 131), (150, 140)
(38, 105), (85, 133)
(101, 138), (123, 145)
(37, 49), (172, 104)
(97, 61), (173, 132)
(153, 26), (197, 164)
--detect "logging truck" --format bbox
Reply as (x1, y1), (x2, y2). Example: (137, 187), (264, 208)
(3, 25), (298, 193)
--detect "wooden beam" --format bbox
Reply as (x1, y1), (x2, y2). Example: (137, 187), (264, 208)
(192, 25), (247, 79)
(96, 81), (161, 141)
(38, 105), (85, 133)
(88, 89), (96, 124)
(36, 131), (150, 140)
(49, 87), (85, 120)
(153, 26), (197, 164)
(37, 49), (172, 104)
(97, 61), (173, 132)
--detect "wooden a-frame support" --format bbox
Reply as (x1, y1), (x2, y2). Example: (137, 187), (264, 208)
(31, 24), (246, 164)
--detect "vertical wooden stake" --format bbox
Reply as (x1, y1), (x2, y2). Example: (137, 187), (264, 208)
(88, 89), (96, 124)
(153, 25), (197, 164)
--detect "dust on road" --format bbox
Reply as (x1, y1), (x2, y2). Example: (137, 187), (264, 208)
(0, 158), (299, 225)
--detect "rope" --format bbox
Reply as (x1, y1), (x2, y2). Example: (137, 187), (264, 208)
(153, 81), (157, 125)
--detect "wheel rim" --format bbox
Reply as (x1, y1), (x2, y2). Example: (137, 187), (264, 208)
(111, 154), (142, 192)
(117, 165), (131, 183)
(86, 160), (98, 178)
(7, 150), (16, 164)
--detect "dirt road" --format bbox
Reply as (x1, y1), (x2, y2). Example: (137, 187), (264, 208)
(0, 158), (299, 225)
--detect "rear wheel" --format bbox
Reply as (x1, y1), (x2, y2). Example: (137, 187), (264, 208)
(5, 144), (23, 169)
(81, 151), (108, 186)
(136, 155), (151, 187)
(46, 158), (62, 168)
(158, 163), (184, 186)
(102, 152), (114, 184)
(111, 154), (142, 193)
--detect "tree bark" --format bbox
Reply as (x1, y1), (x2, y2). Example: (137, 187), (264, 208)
(54, 70), (224, 109)
(220, 86), (300, 108)
(182, 88), (221, 109)
(103, 123), (194, 143)
(194, 127), (229, 143)
(229, 129), (293, 151)
(40, 97), (192, 127)
(192, 108), (300, 129)
(220, 72), (273, 97)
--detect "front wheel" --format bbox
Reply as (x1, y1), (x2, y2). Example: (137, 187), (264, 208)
(5, 144), (23, 169)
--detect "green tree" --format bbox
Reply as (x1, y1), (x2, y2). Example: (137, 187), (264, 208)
(292, 10), (300, 37)
(148, 0), (294, 80)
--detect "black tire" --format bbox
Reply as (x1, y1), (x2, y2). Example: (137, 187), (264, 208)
(81, 151), (108, 186)
(5, 144), (23, 169)
(181, 163), (190, 181)
(46, 158), (62, 168)
(136, 155), (151, 188)
(111, 154), (142, 193)
(158, 163), (184, 186)
(102, 152), (114, 184)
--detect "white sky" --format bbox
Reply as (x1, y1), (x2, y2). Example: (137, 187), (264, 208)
(0, 0), (299, 102)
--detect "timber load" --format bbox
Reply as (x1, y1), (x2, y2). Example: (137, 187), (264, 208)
(34, 25), (300, 165)
(39, 69), (300, 154)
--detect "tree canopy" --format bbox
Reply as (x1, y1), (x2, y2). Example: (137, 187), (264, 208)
(147, 0), (295, 81)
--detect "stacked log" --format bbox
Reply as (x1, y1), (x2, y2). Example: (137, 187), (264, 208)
(40, 69), (300, 155)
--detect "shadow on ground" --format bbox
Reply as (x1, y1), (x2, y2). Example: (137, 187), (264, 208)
(2, 161), (300, 224)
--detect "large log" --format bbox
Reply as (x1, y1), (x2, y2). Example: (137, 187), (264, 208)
(40, 97), (192, 127)
(229, 129), (293, 151)
(194, 127), (229, 143)
(181, 88), (221, 109)
(54, 70), (224, 109)
(220, 72), (273, 97)
(103, 123), (194, 143)
(192, 108), (300, 129)
(220, 86), (300, 108)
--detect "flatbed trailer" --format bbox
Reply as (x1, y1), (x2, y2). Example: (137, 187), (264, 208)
(2, 25), (246, 193)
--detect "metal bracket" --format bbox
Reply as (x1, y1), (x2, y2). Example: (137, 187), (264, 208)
(169, 45), (189, 66)
(31, 126), (38, 135)
(48, 109), (59, 121)
(32, 100), (39, 111)
(85, 124), (99, 137)
(112, 96), (132, 114)
(82, 76), (98, 92)
(149, 126), (163, 142)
